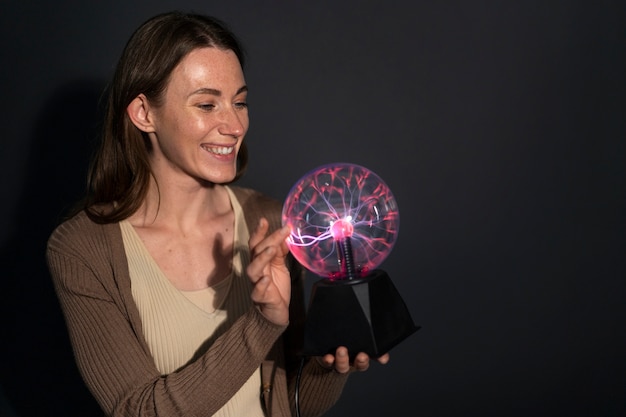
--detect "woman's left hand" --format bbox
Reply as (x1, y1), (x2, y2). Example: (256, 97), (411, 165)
(318, 346), (390, 373)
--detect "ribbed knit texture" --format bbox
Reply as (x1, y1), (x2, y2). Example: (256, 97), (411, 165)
(121, 187), (264, 416)
(46, 186), (350, 417)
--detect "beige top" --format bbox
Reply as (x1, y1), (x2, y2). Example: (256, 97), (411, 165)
(47, 186), (349, 416)
(120, 186), (264, 417)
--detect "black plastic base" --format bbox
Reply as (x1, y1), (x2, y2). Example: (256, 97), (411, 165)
(303, 269), (419, 358)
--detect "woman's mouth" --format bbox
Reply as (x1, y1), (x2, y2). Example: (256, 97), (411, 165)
(202, 145), (235, 155)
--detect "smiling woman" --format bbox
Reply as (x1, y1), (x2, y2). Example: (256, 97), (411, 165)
(45, 10), (388, 417)
(127, 47), (248, 188)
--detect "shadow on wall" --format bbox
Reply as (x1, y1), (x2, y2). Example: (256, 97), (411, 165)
(0, 80), (106, 416)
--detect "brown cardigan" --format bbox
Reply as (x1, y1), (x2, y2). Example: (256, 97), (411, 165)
(46, 186), (348, 417)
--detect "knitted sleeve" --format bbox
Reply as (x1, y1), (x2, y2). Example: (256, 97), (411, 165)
(46, 211), (286, 417)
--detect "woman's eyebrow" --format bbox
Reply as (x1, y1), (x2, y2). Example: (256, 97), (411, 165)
(191, 85), (248, 96)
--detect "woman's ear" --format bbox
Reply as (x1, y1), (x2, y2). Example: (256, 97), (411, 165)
(127, 94), (156, 133)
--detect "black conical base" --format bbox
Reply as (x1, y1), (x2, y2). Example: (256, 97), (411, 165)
(303, 269), (419, 358)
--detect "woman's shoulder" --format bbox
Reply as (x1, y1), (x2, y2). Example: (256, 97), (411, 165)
(228, 186), (281, 211)
(47, 207), (120, 258)
(228, 185), (283, 231)
(228, 185), (278, 204)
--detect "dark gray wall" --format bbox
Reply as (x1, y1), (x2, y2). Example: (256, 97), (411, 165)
(1, 1), (624, 416)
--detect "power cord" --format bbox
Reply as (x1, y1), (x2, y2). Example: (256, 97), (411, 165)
(294, 356), (306, 417)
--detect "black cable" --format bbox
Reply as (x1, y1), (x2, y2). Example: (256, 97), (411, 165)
(294, 355), (306, 417)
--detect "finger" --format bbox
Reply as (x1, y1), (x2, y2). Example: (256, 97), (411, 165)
(266, 225), (291, 248)
(334, 347), (350, 373)
(266, 226), (291, 261)
(250, 275), (272, 303)
(249, 218), (270, 252)
(251, 223), (291, 258)
(377, 353), (390, 365)
(246, 246), (276, 284)
(353, 352), (370, 372)
(318, 353), (335, 370)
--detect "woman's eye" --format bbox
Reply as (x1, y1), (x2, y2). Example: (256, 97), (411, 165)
(198, 104), (215, 111)
(235, 101), (248, 109)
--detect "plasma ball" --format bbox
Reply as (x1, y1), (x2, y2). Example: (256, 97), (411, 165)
(330, 219), (354, 240)
(282, 162), (400, 278)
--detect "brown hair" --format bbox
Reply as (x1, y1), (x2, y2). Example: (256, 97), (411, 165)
(85, 11), (248, 223)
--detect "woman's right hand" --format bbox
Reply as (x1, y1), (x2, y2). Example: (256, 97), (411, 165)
(247, 218), (292, 326)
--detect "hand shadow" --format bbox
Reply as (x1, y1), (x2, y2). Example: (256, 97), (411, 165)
(0, 79), (106, 417)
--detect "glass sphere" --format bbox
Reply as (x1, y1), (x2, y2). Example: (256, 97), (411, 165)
(282, 163), (400, 279)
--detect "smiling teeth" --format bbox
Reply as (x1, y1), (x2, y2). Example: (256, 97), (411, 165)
(205, 146), (234, 155)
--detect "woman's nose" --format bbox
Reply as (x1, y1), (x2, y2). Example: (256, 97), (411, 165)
(218, 106), (247, 138)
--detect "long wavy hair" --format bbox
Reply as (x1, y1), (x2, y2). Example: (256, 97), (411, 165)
(84, 11), (248, 224)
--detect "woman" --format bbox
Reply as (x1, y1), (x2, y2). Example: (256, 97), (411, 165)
(46, 11), (387, 417)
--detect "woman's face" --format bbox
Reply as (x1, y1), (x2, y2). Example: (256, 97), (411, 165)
(147, 47), (248, 185)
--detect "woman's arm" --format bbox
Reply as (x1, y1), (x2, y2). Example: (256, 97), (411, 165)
(47, 215), (285, 417)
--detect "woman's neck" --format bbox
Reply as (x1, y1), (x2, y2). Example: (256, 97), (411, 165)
(129, 177), (231, 232)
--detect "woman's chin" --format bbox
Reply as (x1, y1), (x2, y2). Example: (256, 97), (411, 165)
(200, 171), (237, 186)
